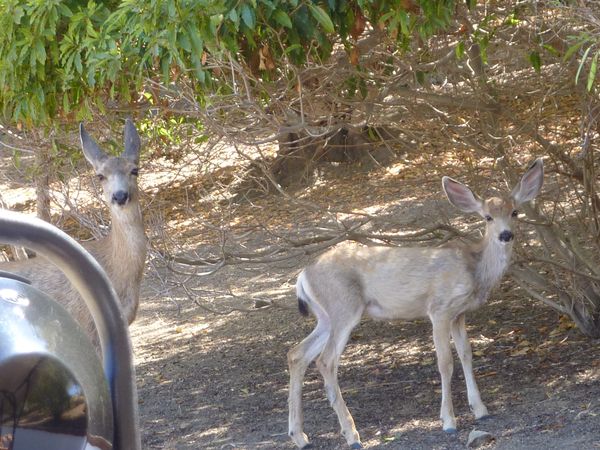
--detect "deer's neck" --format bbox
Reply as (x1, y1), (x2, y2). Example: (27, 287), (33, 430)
(98, 203), (147, 324)
(471, 234), (513, 304)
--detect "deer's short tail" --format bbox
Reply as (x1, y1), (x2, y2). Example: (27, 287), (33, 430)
(296, 271), (311, 317)
(298, 297), (310, 317)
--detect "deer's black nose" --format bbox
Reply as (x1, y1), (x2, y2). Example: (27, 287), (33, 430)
(112, 191), (129, 205)
(499, 230), (514, 242)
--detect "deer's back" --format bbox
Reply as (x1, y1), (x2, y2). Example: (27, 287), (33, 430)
(305, 242), (476, 321)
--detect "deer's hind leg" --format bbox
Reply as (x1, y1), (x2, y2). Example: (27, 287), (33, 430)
(315, 301), (364, 449)
(288, 301), (331, 448)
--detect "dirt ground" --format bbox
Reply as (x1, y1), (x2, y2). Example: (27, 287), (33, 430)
(129, 160), (600, 450)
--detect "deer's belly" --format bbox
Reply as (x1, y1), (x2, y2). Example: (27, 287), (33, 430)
(362, 272), (474, 320)
(365, 295), (428, 320)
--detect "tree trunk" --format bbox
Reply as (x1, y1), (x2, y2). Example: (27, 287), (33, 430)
(34, 143), (51, 222)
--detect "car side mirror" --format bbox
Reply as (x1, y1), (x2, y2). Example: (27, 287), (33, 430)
(0, 211), (140, 450)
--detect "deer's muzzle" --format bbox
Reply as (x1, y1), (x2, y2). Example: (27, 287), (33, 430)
(112, 191), (129, 206)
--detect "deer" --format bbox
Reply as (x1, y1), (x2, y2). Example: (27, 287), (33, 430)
(287, 159), (544, 449)
(2, 119), (147, 348)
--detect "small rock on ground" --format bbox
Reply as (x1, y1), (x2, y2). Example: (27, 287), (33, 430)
(467, 429), (495, 448)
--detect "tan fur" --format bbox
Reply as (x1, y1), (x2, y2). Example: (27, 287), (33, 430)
(2, 121), (146, 349)
(287, 160), (544, 449)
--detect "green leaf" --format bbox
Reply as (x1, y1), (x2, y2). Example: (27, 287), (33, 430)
(505, 13), (519, 27)
(563, 37), (587, 62)
(240, 4), (256, 29)
(273, 9), (292, 28)
(13, 150), (21, 169)
(178, 32), (192, 52)
(211, 14), (224, 30)
(14, 102), (22, 122)
(74, 53), (83, 74)
(528, 51), (541, 73)
(13, 6), (24, 24)
(479, 35), (489, 65)
(308, 4), (334, 33)
(293, 5), (314, 37)
(160, 55), (171, 81)
(415, 71), (425, 85)
(455, 41), (465, 60)
(284, 43), (302, 54)
(186, 25), (204, 56)
(587, 51), (598, 92)
(164, 1), (176, 18)
(543, 44), (560, 57)
(228, 8), (239, 24)
(398, 11), (410, 36)
(358, 78), (368, 99)
(191, 53), (206, 83)
(57, 3), (73, 17)
(35, 40), (46, 64)
(259, 0), (276, 12)
(575, 46), (592, 85)
(62, 93), (70, 114)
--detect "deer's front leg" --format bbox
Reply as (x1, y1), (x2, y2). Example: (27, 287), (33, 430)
(451, 314), (489, 420)
(431, 318), (456, 432)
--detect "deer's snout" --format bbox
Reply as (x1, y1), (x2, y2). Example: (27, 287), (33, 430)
(112, 191), (129, 205)
(498, 230), (514, 243)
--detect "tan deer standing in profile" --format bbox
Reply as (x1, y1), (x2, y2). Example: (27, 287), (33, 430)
(2, 119), (147, 347)
(287, 159), (544, 449)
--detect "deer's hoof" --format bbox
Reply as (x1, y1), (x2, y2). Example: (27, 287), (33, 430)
(476, 414), (493, 422)
(301, 444), (314, 450)
(350, 443), (363, 449)
(443, 427), (458, 435)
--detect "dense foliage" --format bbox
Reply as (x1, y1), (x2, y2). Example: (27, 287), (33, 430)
(0, 0), (460, 125)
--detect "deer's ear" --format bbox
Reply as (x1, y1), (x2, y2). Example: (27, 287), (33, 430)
(80, 123), (107, 169)
(511, 158), (544, 206)
(442, 176), (483, 214)
(123, 118), (141, 165)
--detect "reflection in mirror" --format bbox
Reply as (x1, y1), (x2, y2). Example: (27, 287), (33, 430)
(0, 354), (110, 450)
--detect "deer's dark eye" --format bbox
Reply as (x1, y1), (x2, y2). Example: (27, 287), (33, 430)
(512, 210), (519, 217)
(97, 174), (106, 182)
(485, 215), (493, 222)
(131, 168), (139, 176)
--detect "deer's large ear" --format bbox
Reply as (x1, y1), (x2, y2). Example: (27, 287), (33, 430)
(511, 158), (544, 206)
(80, 123), (108, 170)
(123, 118), (141, 165)
(442, 176), (483, 214)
